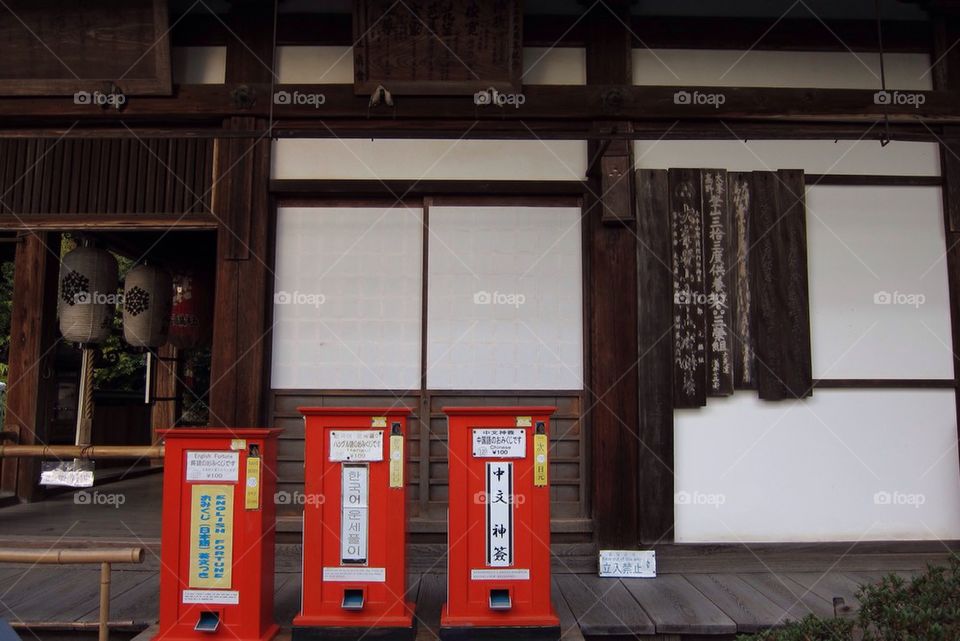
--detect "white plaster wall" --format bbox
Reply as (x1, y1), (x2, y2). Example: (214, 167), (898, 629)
(807, 185), (953, 379)
(426, 206), (583, 390)
(275, 46), (353, 83)
(171, 46), (226, 84)
(522, 48), (586, 85)
(674, 391), (960, 542)
(633, 49), (933, 89)
(272, 139), (588, 180)
(633, 139), (940, 175)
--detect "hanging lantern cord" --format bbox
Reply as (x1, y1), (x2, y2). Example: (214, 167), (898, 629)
(875, 0), (891, 147)
(74, 346), (96, 447)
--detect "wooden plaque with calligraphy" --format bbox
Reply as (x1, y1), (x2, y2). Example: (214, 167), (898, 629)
(0, 0), (171, 96)
(353, 0), (523, 95)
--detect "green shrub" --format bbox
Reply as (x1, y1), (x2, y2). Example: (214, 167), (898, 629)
(857, 556), (960, 641)
(737, 614), (853, 641)
(737, 557), (959, 641)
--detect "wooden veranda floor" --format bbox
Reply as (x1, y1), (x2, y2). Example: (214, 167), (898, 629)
(0, 475), (956, 640)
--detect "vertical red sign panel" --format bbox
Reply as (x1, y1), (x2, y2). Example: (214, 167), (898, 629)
(293, 407), (414, 641)
(441, 407), (559, 641)
(155, 428), (281, 641)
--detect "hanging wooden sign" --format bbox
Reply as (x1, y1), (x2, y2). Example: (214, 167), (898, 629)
(669, 169), (707, 408)
(353, 0), (522, 95)
(702, 169), (734, 396)
(728, 173), (756, 389)
(749, 170), (813, 400)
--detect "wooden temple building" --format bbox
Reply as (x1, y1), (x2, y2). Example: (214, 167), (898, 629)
(0, 0), (957, 639)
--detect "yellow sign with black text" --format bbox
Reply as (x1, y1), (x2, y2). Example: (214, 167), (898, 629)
(533, 433), (548, 487)
(188, 484), (234, 589)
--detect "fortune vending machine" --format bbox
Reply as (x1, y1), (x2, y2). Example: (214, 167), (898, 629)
(293, 407), (414, 640)
(440, 406), (559, 640)
(156, 428), (281, 641)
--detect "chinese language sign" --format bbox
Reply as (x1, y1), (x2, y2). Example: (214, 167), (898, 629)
(485, 462), (514, 567)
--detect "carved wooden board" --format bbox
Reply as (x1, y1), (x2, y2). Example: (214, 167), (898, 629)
(702, 169), (733, 396)
(353, 0), (522, 95)
(669, 169), (706, 408)
(729, 172), (756, 389)
(0, 0), (171, 96)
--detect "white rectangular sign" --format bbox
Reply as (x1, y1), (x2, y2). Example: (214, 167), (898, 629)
(330, 430), (383, 462)
(323, 566), (386, 582)
(598, 550), (657, 578)
(473, 429), (526, 458)
(182, 589), (240, 605)
(471, 568), (529, 581)
(185, 451), (240, 482)
(485, 461), (514, 567)
(341, 465), (369, 563)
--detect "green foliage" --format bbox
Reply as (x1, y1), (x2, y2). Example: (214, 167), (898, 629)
(738, 558), (960, 641)
(737, 614), (854, 641)
(90, 252), (146, 392)
(857, 556), (960, 641)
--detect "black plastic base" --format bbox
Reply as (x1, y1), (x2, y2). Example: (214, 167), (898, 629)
(292, 625), (416, 641)
(439, 625), (561, 641)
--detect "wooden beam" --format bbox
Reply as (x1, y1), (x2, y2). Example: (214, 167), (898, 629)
(3, 85), (960, 123)
(0, 213), (217, 231)
(0, 232), (60, 501)
(171, 13), (932, 53)
(586, 0), (641, 547)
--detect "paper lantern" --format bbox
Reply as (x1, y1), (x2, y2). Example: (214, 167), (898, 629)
(168, 271), (212, 349)
(123, 264), (173, 347)
(58, 247), (119, 344)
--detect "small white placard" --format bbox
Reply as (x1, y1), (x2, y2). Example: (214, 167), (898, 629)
(182, 589), (240, 605)
(472, 429), (526, 458)
(323, 567), (386, 582)
(185, 451), (240, 482)
(598, 550), (656, 578)
(329, 430), (383, 462)
(471, 569), (530, 581)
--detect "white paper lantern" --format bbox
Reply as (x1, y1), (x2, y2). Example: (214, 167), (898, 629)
(58, 247), (119, 344)
(123, 264), (173, 347)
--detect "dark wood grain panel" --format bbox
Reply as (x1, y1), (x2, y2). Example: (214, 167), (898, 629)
(750, 170), (812, 400)
(0, 0), (171, 96)
(702, 168), (734, 396)
(635, 169), (674, 544)
(669, 168), (706, 408)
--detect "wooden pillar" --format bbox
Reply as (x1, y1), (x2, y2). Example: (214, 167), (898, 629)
(932, 11), (960, 478)
(150, 343), (178, 461)
(586, 2), (641, 546)
(1, 232), (60, 501)
(208, 3), (274, 428)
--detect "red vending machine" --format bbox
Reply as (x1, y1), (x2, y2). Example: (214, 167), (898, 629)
(441, 406), (559, 641)
(293, 407), (414, 641)
(155, 428), (281, 641)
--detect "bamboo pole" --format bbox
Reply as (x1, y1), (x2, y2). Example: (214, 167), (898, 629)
(0, 445), (164, 459)
(0, 548), (143, 564)
(99, 562), (111, 641)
